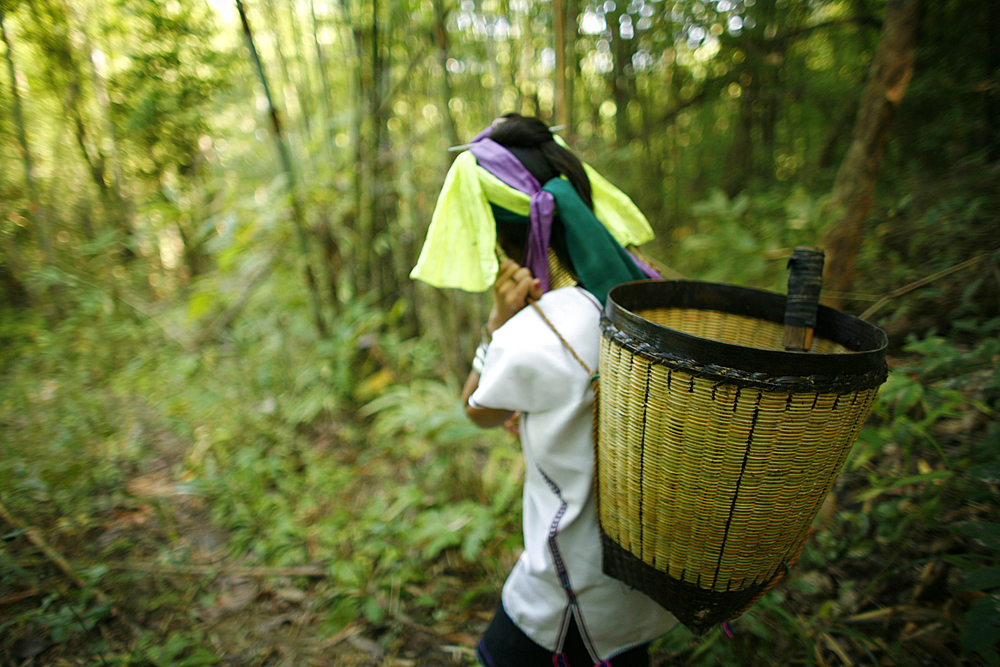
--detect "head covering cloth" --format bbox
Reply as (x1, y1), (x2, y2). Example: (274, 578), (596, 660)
(410, 122), (659, 303)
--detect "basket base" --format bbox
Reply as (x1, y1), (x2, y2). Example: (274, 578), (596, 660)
(600, 532), (773, 635)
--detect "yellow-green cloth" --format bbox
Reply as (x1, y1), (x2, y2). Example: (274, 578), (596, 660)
(410, 149), (655, 293)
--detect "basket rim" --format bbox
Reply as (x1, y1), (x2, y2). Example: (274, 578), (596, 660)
(604, 280), (888, 380)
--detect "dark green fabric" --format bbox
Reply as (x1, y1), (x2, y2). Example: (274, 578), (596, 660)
(490, 204), (528, 229)
(489, 181), (647, 304)
(543, 177), (647, 304)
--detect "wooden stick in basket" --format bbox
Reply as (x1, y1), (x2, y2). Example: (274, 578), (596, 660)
(783, 246), (825, 352)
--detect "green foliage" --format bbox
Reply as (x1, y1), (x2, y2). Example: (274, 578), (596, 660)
(126, 631), (221, 667)
(0, 308), (148, 524)
(953, 521), (1000, 666)
(962, 590), (1000, 667)
(185, 366), (522, 644)
(0, 553), (114, 659)
(0, 274), (521, 659)
(362, 379), (524, 545)
(664, 186), (832, 289)
(894, 0), (1000, 171)
(105, 0), (237, 180)
(855, 177), (1000, 332)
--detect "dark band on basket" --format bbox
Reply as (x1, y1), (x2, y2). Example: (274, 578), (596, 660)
(600, 321), (888, 394)
(601, 280), (889, 393)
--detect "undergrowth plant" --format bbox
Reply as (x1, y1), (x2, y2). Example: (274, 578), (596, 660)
(0, 553), (113, 655)
(177, 289), (524, 633)
(1, 277), (519, 660)
(664, 186), (833, 291)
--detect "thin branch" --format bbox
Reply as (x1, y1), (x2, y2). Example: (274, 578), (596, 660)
(662, 15), (881, 130)
(860, 254), (989, 321)
(655, 84), (716, 126)
(380, 43), (433, 118)
(0, 498), (132, 632)
(196, 251), (278, 345)
(103, 562), (329, 578)
(756, 16), (883, 52)
(49, 260), (196, 351)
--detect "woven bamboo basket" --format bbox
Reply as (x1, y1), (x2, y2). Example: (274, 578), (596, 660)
(595, 279), (888, 634)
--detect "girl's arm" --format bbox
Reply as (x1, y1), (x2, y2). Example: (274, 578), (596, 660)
(462, 371), (513, 428)
(462, 258), (542, 428)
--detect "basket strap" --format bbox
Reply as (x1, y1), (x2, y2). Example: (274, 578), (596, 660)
(526, 298), (604, 546)
(528, 299), (594, 378)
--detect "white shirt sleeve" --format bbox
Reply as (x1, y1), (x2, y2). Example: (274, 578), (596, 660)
(469, 288), (601, 414)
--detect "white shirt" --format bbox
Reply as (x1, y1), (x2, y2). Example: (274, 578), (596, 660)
(470, 286), (678, 661)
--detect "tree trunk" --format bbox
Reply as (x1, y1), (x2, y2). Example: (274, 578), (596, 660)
(284, 0), (314, 135)
(435, 0), (457, 148)
(1, 0), (57, 314)
(343, 0), (398, 306)
(473, 0), (503, 113)
(370, 0), (400, 307)
(309, 0), (334, 156)
(552, 0), (579, 135)
(724, 77), (756, 198)
(554, 0), (568, 129)
(317, 213), (342, 318)
(821, 0), (924, 309)
(31, 0), (122, 244)
(263, 0), (293, 120)
(566, 0), (578, 135)
(352, 4), (373, 296)
(67, 0), (132, 240)
(237, 0), (327, 337)
(606, 1), (632, 143)
(987, 1), (1000, 161)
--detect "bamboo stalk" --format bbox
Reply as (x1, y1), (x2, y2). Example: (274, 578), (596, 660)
(0, 2), (60, 315)
(236, 0), (328, 338)
(309, 0), (334, 155)
(284, 0), (314, 134)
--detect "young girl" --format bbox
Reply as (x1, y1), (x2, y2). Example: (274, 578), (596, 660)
(411, 115), (677, 667)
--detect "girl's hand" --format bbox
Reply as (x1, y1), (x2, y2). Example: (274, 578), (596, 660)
(487, 259), (542, 335)
(462, 260), (540, 430)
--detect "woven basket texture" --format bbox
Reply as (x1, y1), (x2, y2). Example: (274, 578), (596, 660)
(595, 283), (886, 633)
(636, 308), (849, 355)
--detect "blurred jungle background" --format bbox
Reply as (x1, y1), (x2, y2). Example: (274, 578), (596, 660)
(1, 0), (998, 664)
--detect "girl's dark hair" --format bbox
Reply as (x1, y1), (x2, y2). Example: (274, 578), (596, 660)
(489, 114), (589, 271)
(489, 114), (593, 210)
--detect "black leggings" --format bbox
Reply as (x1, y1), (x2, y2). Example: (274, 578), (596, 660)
(476, 604), (651, 667)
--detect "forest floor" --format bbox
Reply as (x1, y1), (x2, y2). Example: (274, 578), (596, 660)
(1, 348), (997, 666)
(0, 429), (500, 667)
